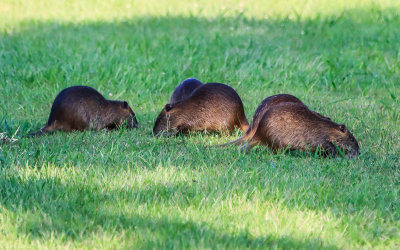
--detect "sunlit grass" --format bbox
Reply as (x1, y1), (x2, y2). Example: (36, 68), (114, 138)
(0, 0), (399, 248)
(2, 0), (400, 29)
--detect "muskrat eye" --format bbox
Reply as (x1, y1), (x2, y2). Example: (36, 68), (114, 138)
(165, 104), (173, 112)
(339, 124), (346, 133)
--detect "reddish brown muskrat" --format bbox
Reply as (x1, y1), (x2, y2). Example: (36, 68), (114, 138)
(241, 102), (360, 158)
(28, 86), (138, 136)
(153, 83), (249, 136)
(218, 94), (330, 147)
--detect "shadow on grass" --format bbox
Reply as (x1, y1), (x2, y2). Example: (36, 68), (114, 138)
(0, 173), (337, 249)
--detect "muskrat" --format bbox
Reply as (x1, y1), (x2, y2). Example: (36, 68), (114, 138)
(170, 78), (203, 104)
(153, 83), (249, 136)
(218, 94), (330, 147)
(241, 102), (360, 157)
(28, 86), (138, 136)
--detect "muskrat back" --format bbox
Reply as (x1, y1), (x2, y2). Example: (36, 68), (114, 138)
(217, 94), (329, 147)
(28, 86), (138, 136)
(242, 102), (359, 157)
(153, 83), (249, 136)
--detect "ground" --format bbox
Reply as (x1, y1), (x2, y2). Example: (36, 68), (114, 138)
(0, 0), (399, 248)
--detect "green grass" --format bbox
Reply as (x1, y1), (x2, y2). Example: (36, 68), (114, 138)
(1, 0), (399, 248)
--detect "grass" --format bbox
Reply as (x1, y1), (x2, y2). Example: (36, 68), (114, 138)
(0, 0), (399, 248)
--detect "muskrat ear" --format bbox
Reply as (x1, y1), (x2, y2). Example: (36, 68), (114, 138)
(165, 104), (173, 112)
(122, 101), (129, 109)
(339, 124), (347, 133)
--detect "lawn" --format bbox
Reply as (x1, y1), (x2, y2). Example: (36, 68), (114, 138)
(0, 0), (399, 248)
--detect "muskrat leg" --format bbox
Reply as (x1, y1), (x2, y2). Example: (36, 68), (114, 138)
(327, 142), (337, 157)
(240, 138), (259, 153)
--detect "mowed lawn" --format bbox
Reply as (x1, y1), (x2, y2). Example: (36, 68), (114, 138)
(1, 0), (399, 248)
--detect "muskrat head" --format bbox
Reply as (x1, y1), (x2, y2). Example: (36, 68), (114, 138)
(120, 101), (139, 129)
(330, 124), (360, 158)
(153, 104), (179, 137)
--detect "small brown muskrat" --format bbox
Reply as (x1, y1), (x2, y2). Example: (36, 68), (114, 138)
(241, 102), (360, 157)
(169, 78), (203, 104)
(218, 94), (330, 147)
(153, 83), (249, 136)
(28, 86), (138, 136)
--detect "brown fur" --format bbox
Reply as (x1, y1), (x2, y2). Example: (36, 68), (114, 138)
(28, 86), (138, 136)
(153, 83), (249, 136)
(218, 94), (330, 147)
(241, 102), (360, 158)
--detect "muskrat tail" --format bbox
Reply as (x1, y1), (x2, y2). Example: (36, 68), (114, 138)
(217, 118), (263, 148)
(215, 135), (248, 147)
(25, 125), (51, 137)
(213, 126), (255, 148)
(204, 135), (246, 149)
(1, 125), (49, 144)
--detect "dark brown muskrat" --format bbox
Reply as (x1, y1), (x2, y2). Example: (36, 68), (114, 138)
(218, 94), (330, 147)
(28, 86), (138, 136)
(169, 78), (203, 104)
(153, 83), (249, 136)
(241, 102), (360, 158)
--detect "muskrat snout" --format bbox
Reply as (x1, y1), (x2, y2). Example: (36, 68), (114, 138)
(346, 149), (360, 159)
(127, 114), (139, 129)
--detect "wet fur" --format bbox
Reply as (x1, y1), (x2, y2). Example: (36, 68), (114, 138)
(169, 78), (203, 104)
(28, 86), (138, 136)
(153, 83), (249, 136)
